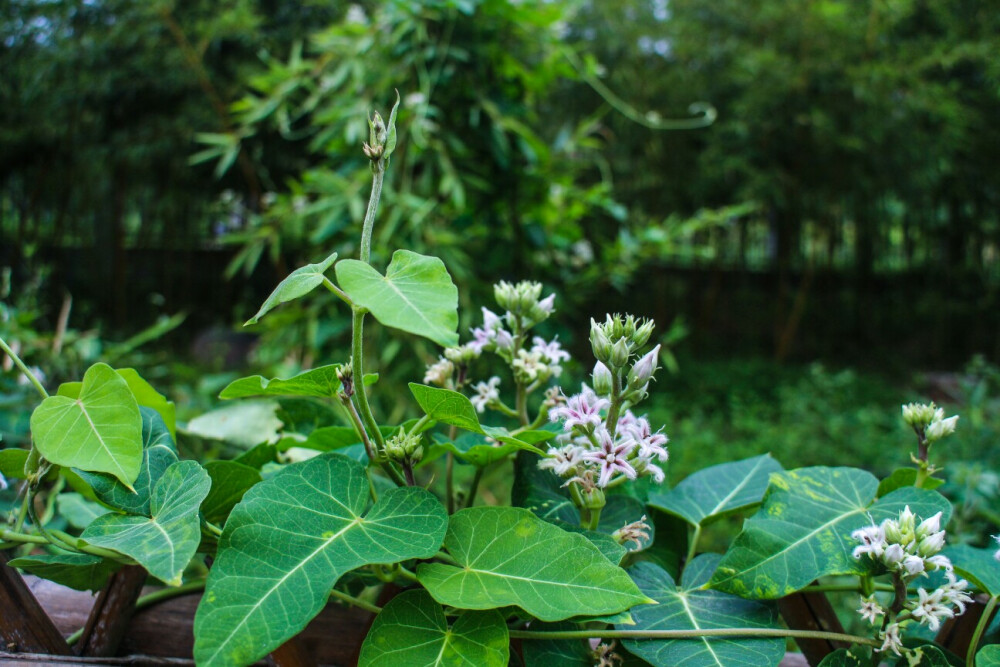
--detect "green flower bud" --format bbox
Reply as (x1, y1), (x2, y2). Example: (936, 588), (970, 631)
(592, 361), (614, 396)
(627, 344), (660, 390)
(384, 429), (423, 464)
(609, 337), (630, 370)
(632, 319), (655, 347)
(590, 320), (613, 363)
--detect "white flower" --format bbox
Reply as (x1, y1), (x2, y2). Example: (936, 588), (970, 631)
(512, 348), (547, 382)
(582, 426), (637, 487)
(852, 523), (887, 560)
(620, 416), (669, 463)
(550, 386), (609, 432)
(910, 587), (953, 632)
(926, 554), (953, 572)
(531, 336), (571, 376)
(470, 377), (501, 413)
(916, 512), (942, 538)
(857, 595), (884, 625)
(423, 358), (454, 386)
(538, 444), (586, 477)
(877, 622), (904, 655)
(883, 543), (905, 565)
(917, 530), (946, 557)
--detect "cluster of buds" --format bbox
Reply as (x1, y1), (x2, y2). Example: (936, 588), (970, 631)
(852, 507), (972, 654)
(423, 344), (481, 389)
(902, 402), (959, 445)
(382, 428), (423, 466)
(540, 386), (669, 489)
(362, 111), (387, 161)
(589, 315), (659, 403)
(589, 638), (624, 667)
(493, 280), (555, 327)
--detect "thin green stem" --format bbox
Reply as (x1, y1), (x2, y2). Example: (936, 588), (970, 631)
(396, 566), (419, 584)
(967, 595), (998, 667)
(0, 528), (49, 546)
(465, 466), (485, 509)
(407, 414), (433, 438)
(360, 164), (384, 264)
(202, 520), (223, 537)
(801, 583), (898, 595)
(509, 628), (881, 647)
(604, 372), (623, 432)
(686, 524), (702, 565)
(322, 277), (354, 307)
(446, 452), (455, 514)
(515, 382), (529, 426)
(342, 394), (377, 465)
(14, 490), (30, 533)
(329, 587), (382, 615)
(584, 506), (602, 532)
(0, 336), (48, 399)
(491, 400), (521, 419)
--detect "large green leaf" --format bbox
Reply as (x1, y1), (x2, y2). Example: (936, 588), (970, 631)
(409, 384), (481, 432)
(245, 251), (338, 325)
(417, 506), (652, 621)
(521, 622), (594, 667)
(358, 589), (509, 667)
(193, 453), (448, 667)
(648, 454), (782, 527)
(816, 648), (869, 666)
(201, 460), (261, 525)
(30, 362), (143, 488)
(57, 367), (176, 439)
(184, 400), (283, 448)
(622, 556), (784, 667)
(8, 553), (120, 592)
(75, 407), (178, 516)
(81, 460), (210, 586)
(336, 250), (459, 347)
(219, 364), (346, 399)
(978, 645), (1000, 667)
(709, 467), (953, 599)
(944, 545), (1000, 595)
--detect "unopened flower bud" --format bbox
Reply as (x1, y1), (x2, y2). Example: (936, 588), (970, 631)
(337, 363), (355, 397)
(884, 543), (905, 565)
(918, 531), (946, 557)
(902, 402), (939, 429)
(609, 337), (630, 370)
(592, 362), (613, 396)
(384, 429), (422, 464)
(902, 554), (925, 576)
(917, 512), (942, 539)
(627, 345), (660, 390)
(926, 415), (958, 443)
(632, 319), (655, 347)
(494, 281), (517, 312)
(590, 321), (612, 363)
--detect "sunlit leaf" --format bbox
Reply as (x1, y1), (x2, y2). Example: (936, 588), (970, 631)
(219, 364), (344, 399)
(31, 362), (143, 488)
(336, 250), (459, 348)
(417, 506), (652, 621)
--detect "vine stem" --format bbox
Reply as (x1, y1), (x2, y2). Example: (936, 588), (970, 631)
(508, 628), (881, 647)
(967, 595), (998, 667)
(685, 524), (702, 565)
(329, 588), (382, 615)
(0, 335), (48, 399)
(465, 466), (485, 509)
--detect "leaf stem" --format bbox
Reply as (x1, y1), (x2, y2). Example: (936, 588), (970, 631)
(329, 587), (382, 615)
(508, 628), (881, 646)
(321, 277), (354, 307)
(465, 466), (485, 509)
(966, 595), (998, 667)
(0, 335), (48, 399)
(604, 372), (623, 433)
(14, 490), (30, 533)
(433, 550), (459, 567)
(685, 524), (702, 566)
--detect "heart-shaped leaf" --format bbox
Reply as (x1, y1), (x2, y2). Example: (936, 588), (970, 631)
(57, 367), (176, 439)
(336, 250), (459, 347)
(219, 364), (346, 399)
(0, 448), (29, 480)
(82, 459), (211, 585)
(877, 468), (944, 497)
(622, 556), (784, 667)
(8, 553), (120, 592)
(359, 589), (509, 667)
(75, 407), (178, 516)
(648, 454), (782, 527)
(943, 545), (1000, 595)
(31, 362), (143, 488)
(417, 506), (652, 621)
(245, 251), (338, 325)
(193, 453), (448, 667)
(709, 467), (953, 599)
(201, 460), (261, 524)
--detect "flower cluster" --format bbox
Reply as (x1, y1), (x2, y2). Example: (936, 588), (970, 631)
(541, 385), (668, 488)
(851, 506), (972, 655)
(901, 402), (959, 445)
